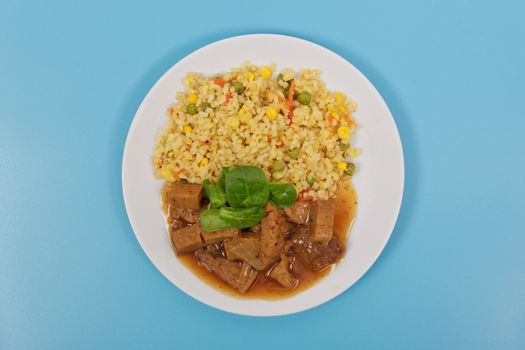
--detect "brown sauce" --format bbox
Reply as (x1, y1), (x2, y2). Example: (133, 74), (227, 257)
(163, 181), (357, 299)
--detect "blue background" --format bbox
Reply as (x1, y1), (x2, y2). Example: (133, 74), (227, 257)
(1, 0), (524, 348)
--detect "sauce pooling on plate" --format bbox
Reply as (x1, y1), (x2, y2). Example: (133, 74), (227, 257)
(162, 181), (357, 299)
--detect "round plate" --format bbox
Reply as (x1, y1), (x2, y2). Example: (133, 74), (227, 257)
(122, 34), (404, 316)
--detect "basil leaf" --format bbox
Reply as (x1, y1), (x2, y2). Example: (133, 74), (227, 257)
(269, 183), (297, 208)
(225, 166), (269, 208)
(216, 166), (234, 191)
(203, 179), (226, 209)
(219, 207), (265, 229)
(200, 209), (233, 232)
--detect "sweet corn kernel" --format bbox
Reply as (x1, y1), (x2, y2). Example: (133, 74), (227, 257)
(183, 124), (193, 133)
(338, 103), (349, 114)
(334, 92), (345, 106)
(160, 167), (175, 181)
(337, 125), (350, 140)
(246, 72), (255, 81)
(259, 66), (272, 79)
(337, 162), (348, 171)
(227, 116), (240, 128)
(266, 107), (278, 120)
(238, 107), (246, 116)
(331, 111), (340, 121)
(187, 93), (198, 104)
(200, 157), (209, 166)
(349, 147), (361, 159)
(240, 112), (252, 124)
(327, 103), (335, 112)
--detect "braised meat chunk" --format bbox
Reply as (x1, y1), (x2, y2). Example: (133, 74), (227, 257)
(205, 243), (225, 258)
(226, 236), (262, 270)
(195, 250), (258, 294)
(264, 202), (280, 213)
(168, 207), (200, 224)
(310, 200), (334, 245)
(237, 262), (259, 294)
(223, 239), (236, 261)
(201, 228), (239, 245)
(270, 255), (297, 288)
(284, 201), (311, 224)
(260, 204), (288, 269)
(171, 224), (205, 254)
(291, 226), (344, 271)
(166, 183), (203, 210)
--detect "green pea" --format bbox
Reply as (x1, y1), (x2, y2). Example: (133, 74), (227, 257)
(232, 81), (245, 94)
(344, 163), (356, 176)
(307, 178), (316, 185)
(339, 142), (350, 150)
(277, 73), (284, 81)
(272, 160), (286, 173)
(200, 102), (212, 111)
(186, 104), (198, 115)
(178, 178), (189, 184)
(288, 148), (299, 159)
(297, 92), (312, 105)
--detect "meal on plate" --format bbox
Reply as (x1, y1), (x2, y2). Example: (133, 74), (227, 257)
(153, 62), (360, 298)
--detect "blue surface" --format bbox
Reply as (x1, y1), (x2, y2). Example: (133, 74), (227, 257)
(1, 0), (524, 348)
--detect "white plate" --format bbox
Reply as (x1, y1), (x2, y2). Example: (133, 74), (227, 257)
(122, 34), (404, 316)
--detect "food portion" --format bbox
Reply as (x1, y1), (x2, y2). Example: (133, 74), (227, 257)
(154, 63), (359, 298)
(153, 62), (359, 201)
(162, 168), (356, 296)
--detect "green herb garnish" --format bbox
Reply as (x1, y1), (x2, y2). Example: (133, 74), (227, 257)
(219, 207), (265, 229)
(200, 209), (232, 232)
(200, 165), (297, 232)
(224, 166), (269, 208)
(269, 183), (298, 208)
(203, 179), (226, 209)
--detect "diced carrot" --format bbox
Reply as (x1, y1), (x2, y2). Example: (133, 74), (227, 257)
(298, 189), (314, 201)
(287, 103), (294, 124)
(287, 80), (295, 105)
(224, 92), (233, 105)
(326, 113), (334, 127)
(344, 114), (357, 126)
(286, 80), (296, 124)
(298, 189), (314, 202)
(170, 169), (179, 180)
(213, 78), (226, 87)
